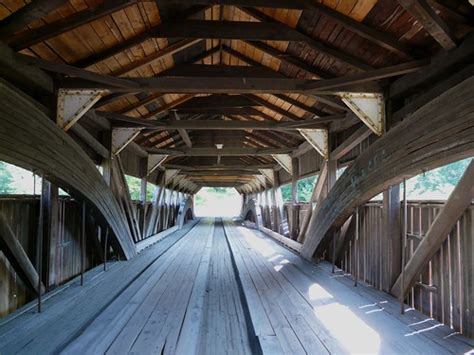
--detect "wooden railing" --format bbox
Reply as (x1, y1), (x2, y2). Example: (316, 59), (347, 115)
(255, 199), (473, 337)
(337, 201), (473, 338)
(0, 196), (101, 317)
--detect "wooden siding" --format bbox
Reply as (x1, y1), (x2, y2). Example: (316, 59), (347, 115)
(0, 196), (100, 317)
(338, 202), (474, 338)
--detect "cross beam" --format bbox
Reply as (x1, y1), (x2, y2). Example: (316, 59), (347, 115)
(148, 147), (295, 156)
(105, 114), (334, 130)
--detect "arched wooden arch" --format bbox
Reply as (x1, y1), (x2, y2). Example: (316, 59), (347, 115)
(177, 197), (195, 229)
(0, 80), (136, 260)
(240, 198), (262, 228)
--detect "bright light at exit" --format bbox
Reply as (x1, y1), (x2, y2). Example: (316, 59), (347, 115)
(194, 187), (242, 217)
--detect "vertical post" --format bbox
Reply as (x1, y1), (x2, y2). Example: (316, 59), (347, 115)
(400, 178), (407, 314)
(36, 173), (44, 313)
(80, 202), (86, 286)
(290, 157), (299, 239)
(354, 206), (359, 287)
(291, 157), (298, 204)
(330, 159), (337, 273)
(264, 184), (272, 229)
(332, 228), (337, 273)
(103, 227), (108, 271)
(270, 182), (278, 232)
(41, 179), (59, 290)
(383, 185), (401, 291)
(139, 156), (148, 235)
(140, 162), (148, 204)
(327, 159), (337, 193)
(101, 131), (113, 186)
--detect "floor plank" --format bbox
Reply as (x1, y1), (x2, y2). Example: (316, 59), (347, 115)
(223, 220), (474, 354)
(1, 217), (472, 355)
(0, 219), (200, 354)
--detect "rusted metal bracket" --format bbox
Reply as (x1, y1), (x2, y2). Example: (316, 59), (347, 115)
(256, 174), (266, 188)
(57, 89), (105, 131)
(147, 154), (168, 175)
(340, 92), (385, 136)
(298, 128), (329, 160)
(111, 127), (141, 155)
(165, 169), (180, 185)
(272, 154), (293, 174)
(258, 168), (275, 185)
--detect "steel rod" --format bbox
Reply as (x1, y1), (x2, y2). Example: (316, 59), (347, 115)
(332, 229), (336, 273)
(354, 206), (359, 287)
(400, 178), (407, 314)
(36, 173), (44, 313)
(80, 202), (86, 286)
(104, 227), (109, 272)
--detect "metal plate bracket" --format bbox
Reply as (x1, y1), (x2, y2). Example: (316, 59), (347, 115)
(340, 92), (385, 136)
(57, 89), (104, 131)
(298, 128), (329, 160)
(259, 168), (275, 185)
(272, 154), (293, 174)
(111, 128), (141, 155)
(147, 154), (168, 175)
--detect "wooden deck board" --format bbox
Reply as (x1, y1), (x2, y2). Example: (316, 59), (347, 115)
(197, 219), (253, 355)
(1, 218), (472, 354)
(223, 220), (473, 354)
(0, 219), (200, 354)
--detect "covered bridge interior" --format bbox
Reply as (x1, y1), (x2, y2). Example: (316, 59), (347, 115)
(0, 0), (473, 353)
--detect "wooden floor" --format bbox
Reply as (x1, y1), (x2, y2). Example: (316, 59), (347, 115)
(0, 218), (472, 354)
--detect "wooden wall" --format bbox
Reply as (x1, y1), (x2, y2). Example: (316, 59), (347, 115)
(253, 196), (473, 338)
(0, 196), (100, 317)
(337, 201), (474, 338)
(0, 186), (189, 319)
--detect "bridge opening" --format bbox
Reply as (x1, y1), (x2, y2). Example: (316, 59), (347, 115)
(194, 187), (242, 217)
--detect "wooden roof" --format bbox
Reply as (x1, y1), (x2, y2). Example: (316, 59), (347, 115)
(1, 0), (472, 188)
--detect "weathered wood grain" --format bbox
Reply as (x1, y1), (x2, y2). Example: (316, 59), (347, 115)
(0, 214), (44, 295)
(391, 161), (474, 298)
(0, 80), (136, 259)
(301, 76), (474, 260)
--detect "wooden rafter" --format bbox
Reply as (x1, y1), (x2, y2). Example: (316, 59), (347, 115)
(106, 115), (330, 130)
(330, 125), (372, 161)
(7, 0), (141, 50)
(303, 59), (429, 92)
(140, 95), (195, 119)
(72, 6), (208, 68)
(0, 0), (68, 38)
(148, 147), (295, 156)
(399, 0), (457, 50)
(239, 6), (373, 71)
(159, 0), (414, 58)
(272, 94), (331, 117)
(242, 40), (331, 79)
(110, 39), (202, 77)
(173, 112), (192, 148)
(174, 95), (258, 109)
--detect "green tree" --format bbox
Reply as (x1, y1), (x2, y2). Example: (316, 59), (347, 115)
(209, 187), (227, 193)
(297, 175), (317, 202)
(281, 183), (292, 202)
(413, 158), (472, 193)
(125, 175), (142, 200)
(0, 162), (14, 194)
